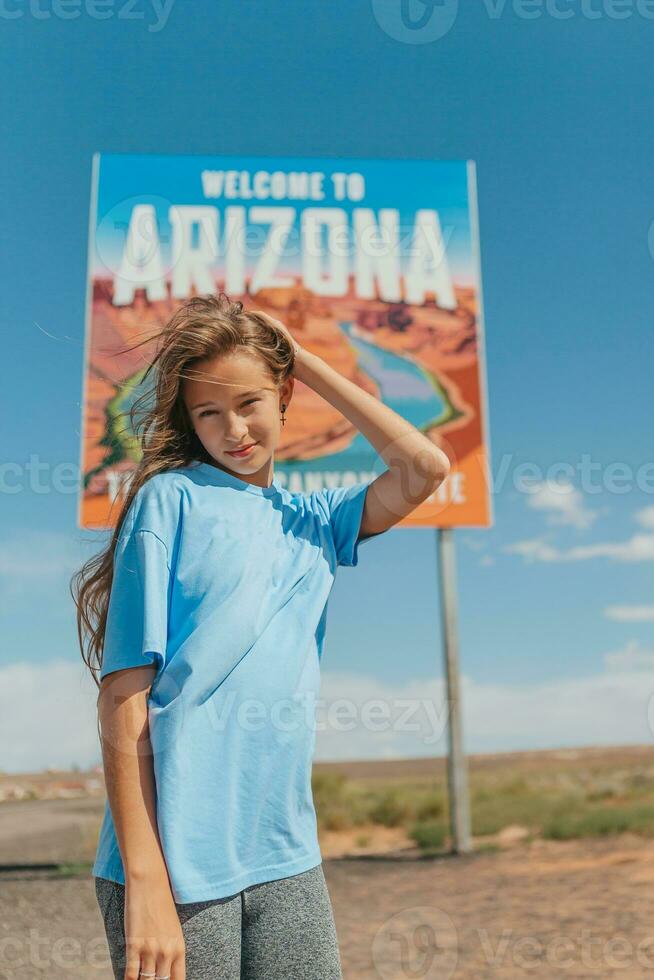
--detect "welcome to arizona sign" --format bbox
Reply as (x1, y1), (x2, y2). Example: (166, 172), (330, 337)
(79, 153), (492, 530)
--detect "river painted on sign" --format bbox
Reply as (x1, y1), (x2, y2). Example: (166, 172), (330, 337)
(278, 321), (453, 480)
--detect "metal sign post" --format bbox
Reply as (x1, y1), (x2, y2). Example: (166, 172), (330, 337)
(437, 527), (472, 853)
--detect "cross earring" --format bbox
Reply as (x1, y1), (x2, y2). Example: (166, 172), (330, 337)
(280, 403), (287, 427)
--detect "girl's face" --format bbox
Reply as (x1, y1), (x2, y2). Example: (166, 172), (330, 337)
(182, 350), (293, 486)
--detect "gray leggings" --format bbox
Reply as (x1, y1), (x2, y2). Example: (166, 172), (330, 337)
(94, 863), (343, 979)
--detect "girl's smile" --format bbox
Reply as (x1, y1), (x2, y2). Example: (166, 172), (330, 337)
(225, 441), (258, 458)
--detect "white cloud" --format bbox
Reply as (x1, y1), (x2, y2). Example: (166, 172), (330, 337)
(524, 480), (598, 530)
(505, 490), (654, 564)
(603, 640), (654, 671)
(461, 536), (487, 552)
(0, 660), (101, 772)
(503, 538), (561, 562)
(314, 664), (654, 759)
(605, 605), (654, 622)
(505, 533), (654, 563)
(4, 654), (654, 774)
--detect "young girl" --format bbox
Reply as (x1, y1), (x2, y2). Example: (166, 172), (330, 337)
(72, 293), (450, 980)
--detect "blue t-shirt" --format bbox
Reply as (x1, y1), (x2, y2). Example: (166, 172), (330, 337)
(92, 459), (378, 903)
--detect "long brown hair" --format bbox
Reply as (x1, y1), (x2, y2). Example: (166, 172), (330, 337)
(70, 292), (296, 690)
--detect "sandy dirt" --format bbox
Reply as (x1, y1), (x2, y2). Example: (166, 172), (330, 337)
(1, 795), (653, 978)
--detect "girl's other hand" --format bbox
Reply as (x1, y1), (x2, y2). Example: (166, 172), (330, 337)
(124, 876), (186, 980)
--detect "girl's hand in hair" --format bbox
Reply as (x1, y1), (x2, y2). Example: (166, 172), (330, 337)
(263, 312), (313, 382)
(269, 316), (303, 360)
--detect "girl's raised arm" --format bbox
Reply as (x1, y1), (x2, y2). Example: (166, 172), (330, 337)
(293, 344), (451, 539)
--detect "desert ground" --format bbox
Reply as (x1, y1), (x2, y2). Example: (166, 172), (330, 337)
(2, 746), (654, 979)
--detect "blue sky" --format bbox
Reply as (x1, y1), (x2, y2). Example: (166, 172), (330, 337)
(1, 0), (653, 772)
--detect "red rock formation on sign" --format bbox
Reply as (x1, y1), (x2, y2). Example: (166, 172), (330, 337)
(85, 283), (381, 473)
(83, 280), (483, 484)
